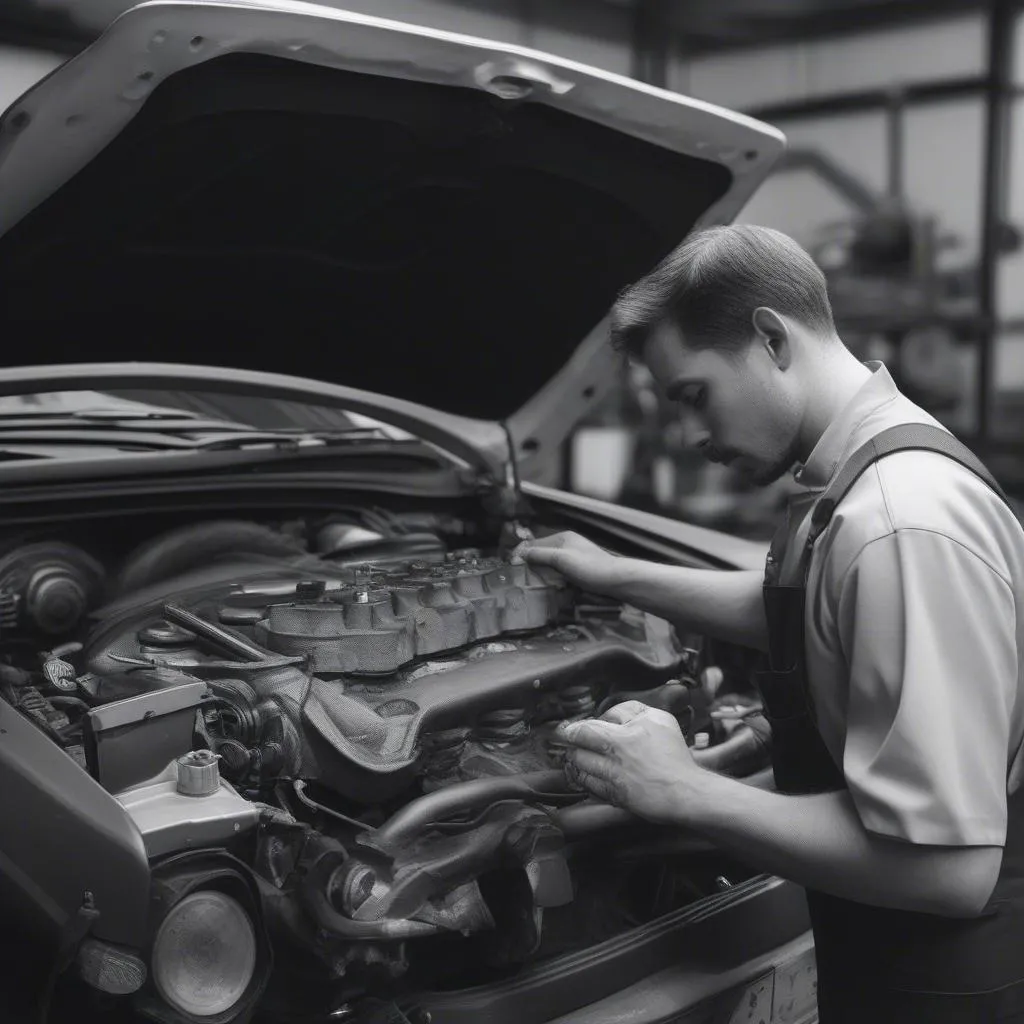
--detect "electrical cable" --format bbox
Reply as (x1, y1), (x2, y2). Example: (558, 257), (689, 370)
(292, 780), (372, 831)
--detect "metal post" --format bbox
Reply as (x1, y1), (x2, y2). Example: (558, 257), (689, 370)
(631, 0), (669, 88)
(886, 86), (906, 199)
(978, 0), (1015, 447)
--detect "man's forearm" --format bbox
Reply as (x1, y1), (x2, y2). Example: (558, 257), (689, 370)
(679, 769), (1000, 917)
(607, 562), (767, 650)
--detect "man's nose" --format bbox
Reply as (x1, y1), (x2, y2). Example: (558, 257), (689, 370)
(679, 410), (710, 449)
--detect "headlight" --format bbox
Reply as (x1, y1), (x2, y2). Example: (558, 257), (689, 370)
(151, 890), (257, 1018)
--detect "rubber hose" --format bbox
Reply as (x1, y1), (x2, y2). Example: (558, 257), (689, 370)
(367, 770), (584, 851)
(117, 521), (307, 593)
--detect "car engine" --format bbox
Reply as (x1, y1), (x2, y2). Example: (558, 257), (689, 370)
(0, 509), (767, 1018)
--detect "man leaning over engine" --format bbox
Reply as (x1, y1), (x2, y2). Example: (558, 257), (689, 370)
(515, 224), (1024, 1023)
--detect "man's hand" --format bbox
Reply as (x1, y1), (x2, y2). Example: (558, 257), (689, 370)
(512, 531), (621, 594)
(559, 700), (699, 823)
(562, 705), (1000, 917)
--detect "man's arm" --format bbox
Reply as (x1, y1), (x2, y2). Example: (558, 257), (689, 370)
(561, 704), (1001, 919)
(684, 769), (1000, 918)
(516, 533), (768, 651)
(610, 562), (768, 651)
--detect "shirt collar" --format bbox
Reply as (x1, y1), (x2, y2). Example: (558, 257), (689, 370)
(792, 361), (899, 490)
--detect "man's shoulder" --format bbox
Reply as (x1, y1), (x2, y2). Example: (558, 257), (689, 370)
(834, 392), (1007, 537)
(822, 443), (1022, 586)
(872, 442), (1007, 525)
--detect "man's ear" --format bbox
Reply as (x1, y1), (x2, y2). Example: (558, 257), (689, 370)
(751, 307), (792, 370)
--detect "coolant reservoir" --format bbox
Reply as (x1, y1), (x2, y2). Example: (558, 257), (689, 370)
(117, 751), (259, 858)
(176, 749), (221, 796)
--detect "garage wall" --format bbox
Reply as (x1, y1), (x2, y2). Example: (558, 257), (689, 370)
(669, 16), (986, 111)
(673, 14), (992, 434)
(699, 16), (989, 274)
(992, 14), (1024, 406)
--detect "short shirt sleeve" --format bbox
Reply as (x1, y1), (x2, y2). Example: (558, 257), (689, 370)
(837, 528), (1017, 846)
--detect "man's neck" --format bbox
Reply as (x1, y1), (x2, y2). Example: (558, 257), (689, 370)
(796, 345), (873, 463)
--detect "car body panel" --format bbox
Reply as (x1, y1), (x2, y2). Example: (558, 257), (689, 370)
(523, 481), (769, 571)
(0, 6), (804, 1021)
(0, 1), (785, 467)
(0, 698), (151, 949)
(408, 877), (813, 1023)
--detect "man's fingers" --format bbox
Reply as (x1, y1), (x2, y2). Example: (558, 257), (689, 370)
(533, 534), (568, 549)
(564, 758), (585, 791)
(513, 535), (566, 557)
(519, 547), (562, 568)
(557, 718), (619, 752)
(565, 758), (619, 804)
(512, 533), (581, 566)
(566, 747), (609, 779)
(601, 700), (649, 725)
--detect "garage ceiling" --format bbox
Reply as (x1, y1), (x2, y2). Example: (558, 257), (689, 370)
(0, 0), (988, 56)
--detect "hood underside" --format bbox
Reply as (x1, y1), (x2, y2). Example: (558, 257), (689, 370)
(0, 1), (784, 458)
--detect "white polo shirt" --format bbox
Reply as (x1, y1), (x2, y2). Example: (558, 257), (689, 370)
(775, 362), (1024, 847)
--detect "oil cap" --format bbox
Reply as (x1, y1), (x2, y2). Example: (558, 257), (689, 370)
(175, 749), (221, 797)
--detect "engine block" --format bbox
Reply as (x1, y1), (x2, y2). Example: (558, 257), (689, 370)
(242, 552), (570, 674)
(83, 548), (689, 803)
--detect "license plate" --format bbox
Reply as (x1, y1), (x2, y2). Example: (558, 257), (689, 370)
(723, 947), (818, 1024)
(773, 948), (818, 1023)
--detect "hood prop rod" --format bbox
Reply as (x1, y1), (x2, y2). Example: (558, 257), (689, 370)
(496, 420), (534, 553)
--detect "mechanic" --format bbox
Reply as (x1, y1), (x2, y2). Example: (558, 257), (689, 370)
(514, 224), (1024, 1022)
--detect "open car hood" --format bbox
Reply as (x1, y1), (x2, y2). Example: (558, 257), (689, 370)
(0, 1), (784, 479)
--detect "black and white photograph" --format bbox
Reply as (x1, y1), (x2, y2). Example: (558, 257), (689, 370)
(0, 2), (1022, 1022)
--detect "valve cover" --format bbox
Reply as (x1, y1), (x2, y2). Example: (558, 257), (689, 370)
(245, 553), (569, 675)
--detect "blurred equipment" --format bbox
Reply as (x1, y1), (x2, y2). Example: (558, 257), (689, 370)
(792, 89), (1020, 412)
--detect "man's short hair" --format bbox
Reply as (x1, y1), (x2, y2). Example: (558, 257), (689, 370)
(610, 224), (836, 359)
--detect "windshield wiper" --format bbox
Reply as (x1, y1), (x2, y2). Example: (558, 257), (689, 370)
(0, 414), (255, 433)
(0, 425), (410, 455)
(191, 427), (404, 451)
(0, 401), (404, 443)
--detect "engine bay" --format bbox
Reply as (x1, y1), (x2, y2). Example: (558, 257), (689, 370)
(0, 503), (768, 1016)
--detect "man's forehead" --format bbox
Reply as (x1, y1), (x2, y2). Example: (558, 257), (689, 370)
(642, 321), (717, 379)
(643, 317), (686, 353)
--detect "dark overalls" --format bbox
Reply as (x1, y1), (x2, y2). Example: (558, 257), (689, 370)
(758, 424), (1024, 1022)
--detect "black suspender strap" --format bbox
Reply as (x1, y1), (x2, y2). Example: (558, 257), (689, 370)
(806, 423), (1008, 546)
